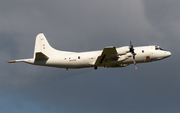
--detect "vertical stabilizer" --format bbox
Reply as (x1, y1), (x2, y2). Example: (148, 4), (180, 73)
(33, 33), (57, 59)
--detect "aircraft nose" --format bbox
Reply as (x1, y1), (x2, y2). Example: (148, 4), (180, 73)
(165, 51), (171, 57)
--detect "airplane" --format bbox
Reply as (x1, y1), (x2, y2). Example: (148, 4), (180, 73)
(8, 33), (171, 70)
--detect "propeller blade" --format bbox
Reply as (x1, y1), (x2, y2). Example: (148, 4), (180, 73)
(129, 41), (137, 69)
(130, 41), (133, 48)
(133, 58), (137, 69)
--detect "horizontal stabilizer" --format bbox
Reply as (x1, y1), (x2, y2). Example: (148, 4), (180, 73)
(35, 52), (49, 61)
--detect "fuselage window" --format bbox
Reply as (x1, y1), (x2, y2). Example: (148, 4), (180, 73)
(142, 50), (144, 53)
(78, 56), (80, 59)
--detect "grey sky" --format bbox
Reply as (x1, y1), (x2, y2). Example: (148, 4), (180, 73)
(0, 0), (180, 113)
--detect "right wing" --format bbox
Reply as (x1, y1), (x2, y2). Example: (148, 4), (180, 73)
(94, 46), (119, 66)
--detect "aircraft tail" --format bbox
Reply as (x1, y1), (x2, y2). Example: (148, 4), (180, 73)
(8, 33), (66, 63)
(33, 33), (58, 59)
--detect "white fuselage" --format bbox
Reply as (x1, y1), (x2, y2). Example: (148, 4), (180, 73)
(8, 33), (171, 70)
(31, 46), (171, 69)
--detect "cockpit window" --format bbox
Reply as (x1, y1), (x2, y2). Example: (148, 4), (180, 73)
(155, 46), (164, 50)
(155, 46), (158, 50)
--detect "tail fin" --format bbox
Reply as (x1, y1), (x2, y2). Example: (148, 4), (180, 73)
(8, 33), (75, 64)
(8, 33), (58, 63)
(33, 33), (57, 59)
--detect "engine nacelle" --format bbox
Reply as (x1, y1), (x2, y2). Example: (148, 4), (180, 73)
(118, 53), (132, 62)
(116, 46), (130, 55)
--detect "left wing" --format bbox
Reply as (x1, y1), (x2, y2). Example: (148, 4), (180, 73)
(95, 46), (119, 66)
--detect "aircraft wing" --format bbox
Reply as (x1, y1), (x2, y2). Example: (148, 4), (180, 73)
(95, 46), (119, 66)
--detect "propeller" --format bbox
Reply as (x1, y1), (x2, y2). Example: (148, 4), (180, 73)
(129, 41), (137, 69)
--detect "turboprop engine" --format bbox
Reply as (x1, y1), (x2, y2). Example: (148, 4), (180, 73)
(116, 46), (130, 55)
(117, 53), (132, 62)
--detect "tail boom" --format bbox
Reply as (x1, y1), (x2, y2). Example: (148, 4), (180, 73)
(8, 59), (34, 64)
